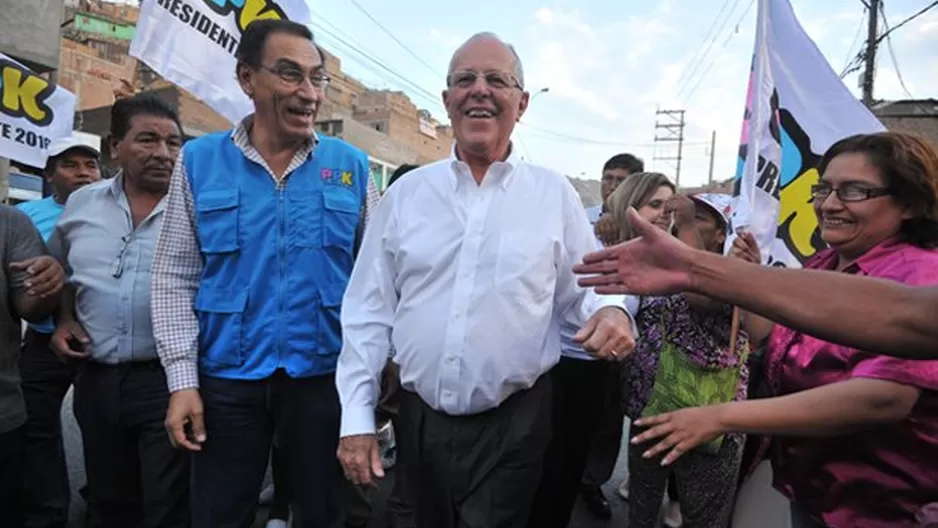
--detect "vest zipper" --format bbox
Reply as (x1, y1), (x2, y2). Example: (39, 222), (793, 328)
(277, 179), (285, 367)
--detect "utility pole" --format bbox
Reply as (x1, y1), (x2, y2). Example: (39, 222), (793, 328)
(861, 0), (880, 107)
(707, 130), (717, 187)
(653, 109), (686, 188)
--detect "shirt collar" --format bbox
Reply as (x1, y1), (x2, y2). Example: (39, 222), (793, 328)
(229, 114), (320, 153)
(810, 235), (909, 274)
(106, 170), (168, 217)
(448, 142), (522, 191)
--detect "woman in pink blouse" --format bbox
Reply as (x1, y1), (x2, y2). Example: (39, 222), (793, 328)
(630, 131), (938, 528)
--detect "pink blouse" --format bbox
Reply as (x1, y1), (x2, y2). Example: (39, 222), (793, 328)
(765, 238), (938, 528)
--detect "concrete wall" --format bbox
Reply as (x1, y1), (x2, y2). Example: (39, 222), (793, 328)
(0, 0), (65, 71)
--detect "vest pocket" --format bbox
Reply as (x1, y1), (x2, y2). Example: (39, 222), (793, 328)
(318, 285), (345, 357)
(195, 190), (240, 253)
(320, 189), (359, 252)
(194, 287), (248, 367)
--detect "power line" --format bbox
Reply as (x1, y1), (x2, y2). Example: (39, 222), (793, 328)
(875, 0), (938, 44)
(346, 0), (439, 75)
(841, 7), (868, 75)
(519, 122), (706, 148)
(682, 0), (756, 105)
(672, 0), (734, 94)
(674, 0), (745, 101)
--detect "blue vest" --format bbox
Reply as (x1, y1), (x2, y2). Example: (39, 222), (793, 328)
(183, 133), (369, 380)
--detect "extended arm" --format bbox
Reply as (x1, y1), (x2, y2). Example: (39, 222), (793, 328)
(6, 209), (59, 322)
(689, 251), (936, 358)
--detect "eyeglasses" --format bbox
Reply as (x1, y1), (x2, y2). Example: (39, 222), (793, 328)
(260, 65), (331, 89)
(447, 70), (522, 91)
(810, 183), (892, 203)
(111, 235), (132, 278)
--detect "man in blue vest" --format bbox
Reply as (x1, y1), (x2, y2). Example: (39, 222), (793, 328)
(151, 19), (379, 528)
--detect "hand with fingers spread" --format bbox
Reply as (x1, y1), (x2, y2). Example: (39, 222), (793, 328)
(164, 389), (206, 451)
(50, 320), (91, 361)
(573, 305), (636, 361)
(630, 405), (728, 466)
(337, 434), (385, 488)
(729, 230), (762, 265)
(10, 256), (65, 298)
(594, 214), (620, 247)
(574, 207), (696, 296)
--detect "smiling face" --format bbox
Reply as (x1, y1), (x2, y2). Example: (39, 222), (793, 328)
(814, 152), (911, 264)
(443, 36), (529, 162)
(238, 31), (324, 144)
(637, 185), (675, 231)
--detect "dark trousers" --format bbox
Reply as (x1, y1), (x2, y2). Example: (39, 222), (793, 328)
(582, 363), (624, 487)
(268, 443), (372, 527)
(191, 371), (341, 528)
(396, 376), (553, 528)
(73, 360), (190, 528)
(386, 413), (416, 528)
(628, 428), (742, 528)
(19, 329), (76, 528)
(0, 425), (26, 527)
(527, 357), (612, 528)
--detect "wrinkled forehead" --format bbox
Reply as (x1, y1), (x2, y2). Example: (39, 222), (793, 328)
(449, 38), (516, 74)
(263, 32), (322, 70)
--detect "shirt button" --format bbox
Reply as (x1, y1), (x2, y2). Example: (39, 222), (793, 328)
(448, 357), (456, 364)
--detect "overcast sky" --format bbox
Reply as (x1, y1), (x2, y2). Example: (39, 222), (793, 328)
(307, 0), (938, 188)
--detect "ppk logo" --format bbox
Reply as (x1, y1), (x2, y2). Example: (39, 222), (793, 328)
(201, 0), (286, 33)
(0, 58), (55, 127)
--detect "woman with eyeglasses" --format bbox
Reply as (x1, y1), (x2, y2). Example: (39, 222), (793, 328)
(630, 131), (938, 528)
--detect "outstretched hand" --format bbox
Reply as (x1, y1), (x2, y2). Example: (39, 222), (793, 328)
(573, 208), (697, 296)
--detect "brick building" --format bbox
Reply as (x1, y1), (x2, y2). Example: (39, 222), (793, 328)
(872, 99), (938, 147)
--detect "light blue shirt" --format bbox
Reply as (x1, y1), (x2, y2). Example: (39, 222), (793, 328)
(48, 175), (164, 364)
(17, 196), (66, 334)
(560, 204), (635, 361)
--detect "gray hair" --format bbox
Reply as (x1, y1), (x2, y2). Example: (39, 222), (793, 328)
(448, 32), (525, 89)
(607, 172), (676, 242)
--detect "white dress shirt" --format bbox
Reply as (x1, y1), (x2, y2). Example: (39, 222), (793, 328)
(336, 148), (631, 437)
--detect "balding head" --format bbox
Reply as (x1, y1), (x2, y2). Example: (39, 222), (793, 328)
(448, 32), (525, 89)
(442, 31), (530, 171)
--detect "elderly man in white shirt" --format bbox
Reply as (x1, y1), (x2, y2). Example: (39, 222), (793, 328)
(336, 32), (636, 528)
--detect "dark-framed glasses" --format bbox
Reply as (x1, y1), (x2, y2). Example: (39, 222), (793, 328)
(810, 183), (892, 203)
(447, 70), (522, 91)
(261, 65), (331, 88)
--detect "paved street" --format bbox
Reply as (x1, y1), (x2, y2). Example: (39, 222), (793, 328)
(62, 388), (789, 527)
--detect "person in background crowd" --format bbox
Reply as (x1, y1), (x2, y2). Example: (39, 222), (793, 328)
(336, 32), (636, 528)
(387, 163), (419, 189)
(526, 163), (647, 528)
(617, 189), (752, 528)
(17, 134), (101, 528)
(380, 162), (419, 528)
(0, 207), (65, 526)
(590, 153), (644, 246)
(152, 19), (379, 528)
(48, 93), (189, 528)
(578, 152), (644, 520)
(631, 132), (938, 528)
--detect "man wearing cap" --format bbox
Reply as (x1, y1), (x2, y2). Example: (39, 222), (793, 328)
(16, 134), (101, 528)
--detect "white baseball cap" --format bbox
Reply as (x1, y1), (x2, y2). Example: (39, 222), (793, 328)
(47, 134), (100, 160)
(691, 193), (735, 231)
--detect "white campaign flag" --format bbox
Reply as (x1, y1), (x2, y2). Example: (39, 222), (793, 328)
(731, 0), (885, 268)
(130, 0), (313, 125)
(0, 53), (76, 168)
